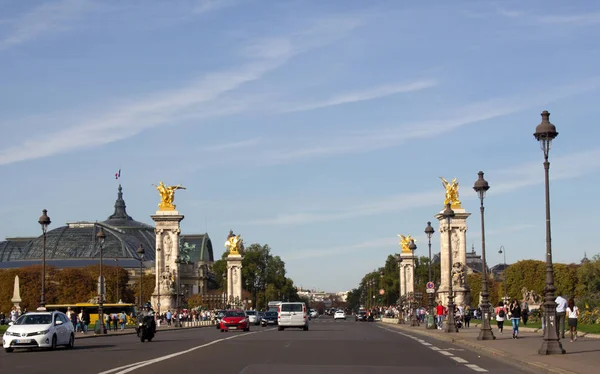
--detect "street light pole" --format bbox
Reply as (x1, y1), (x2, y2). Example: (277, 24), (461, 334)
(443, 203), (457, 333)
(38, 209), (51, 311)
(222, 272), (227, 309)
(499, 245), (507, 303)
(115, 258), (119, 303)
(473, 171), (495, 340)
(137, 244), (145, 311)
(175, 255), (182, 327)
(424, 221), (435, 327)
(97, 226), (106, 334)
(534, 110), (565, 355)
(409, 239), (419, 327)
(396, 255), (404, 324)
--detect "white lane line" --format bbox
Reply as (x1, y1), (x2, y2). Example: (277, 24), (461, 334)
(451, 356), (469, 363)
(439, 350), (454, 356)
(430, 346), (441, 351)
(421, 342), (432, 346)
(98, 331), (258, 374)
(465, 364), (488, 372)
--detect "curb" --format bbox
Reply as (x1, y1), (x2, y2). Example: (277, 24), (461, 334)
(76, 323), (215, 339)
(382, 323), (579, 374)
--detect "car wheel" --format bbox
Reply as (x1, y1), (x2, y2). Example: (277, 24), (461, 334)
(5, 348), (14, 353)
(140, 335), (145, 342)
(66, 334), (74, 349)
(221, 329), (224, 332)
(50, 335), (57, 350)
(277, 326), (284, 331)
(244, 328), (250, 332)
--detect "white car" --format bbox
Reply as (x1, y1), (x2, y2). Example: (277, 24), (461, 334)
(3, 311), (75, 352)
(245, 310), (259, 325)
(309, 310), (318, 319)
(334, 310), (346, 320)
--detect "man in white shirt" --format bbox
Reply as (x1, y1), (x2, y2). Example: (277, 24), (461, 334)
(555, 295), (568, 339)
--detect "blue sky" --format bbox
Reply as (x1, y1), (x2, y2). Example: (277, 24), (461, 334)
(1, 0), (599, 292)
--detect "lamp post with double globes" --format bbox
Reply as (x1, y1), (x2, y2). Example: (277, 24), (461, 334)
(473, 171), (495, 340)
(38, 209), (51, 310)
(409, 239), (419, 327)
(534, 110), (565, 355)
(498, 245), (507, 303)
(442, 203), (458, 333)
(424, 222), (435, 326)
(137, 244), (145, 310)
(96, 226), (107, 334)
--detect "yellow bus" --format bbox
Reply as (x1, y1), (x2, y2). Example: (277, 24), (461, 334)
(45, 303), (138, 325)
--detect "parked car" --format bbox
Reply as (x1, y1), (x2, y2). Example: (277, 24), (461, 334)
(3, 311), (75, 352)
(278, 302), (309, 331)
(245, 310), (259, 325)
(219, 310), (250, 332)
(355, 311), (367, 321)
(260, 311), (278, 326)
(334, 310), (346, 320)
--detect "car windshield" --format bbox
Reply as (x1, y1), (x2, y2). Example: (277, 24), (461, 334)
(225, 311), (246, 317)
(245, 311), (256, 315)
(264, 312), (277, 317)
(15, 314), (52, 325)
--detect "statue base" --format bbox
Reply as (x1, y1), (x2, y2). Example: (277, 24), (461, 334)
(151, 290), (177, 315)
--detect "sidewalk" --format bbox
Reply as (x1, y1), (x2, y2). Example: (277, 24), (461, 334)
(383, 320), (600, 374)
(75, 320), (215, 339)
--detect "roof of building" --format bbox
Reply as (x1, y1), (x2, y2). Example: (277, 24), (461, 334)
(0, 185), (214, 266)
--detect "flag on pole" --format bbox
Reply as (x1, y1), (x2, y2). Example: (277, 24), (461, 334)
(115, 169), (121, 179)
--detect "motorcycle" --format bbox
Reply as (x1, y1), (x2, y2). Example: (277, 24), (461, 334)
(136, 315), (156, 342)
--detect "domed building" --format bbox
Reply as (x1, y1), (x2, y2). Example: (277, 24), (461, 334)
(0, 185), (216, 295)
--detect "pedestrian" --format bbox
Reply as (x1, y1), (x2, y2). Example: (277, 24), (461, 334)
(435, 301), (445, 330)
(509, 299), (521, 339)
(81, 309), (90, 334)
(494, 301), (507, 334)
(521, 300), (529, 325)
(566, 298), (579, 342)
(464, 306), (471, 328)
(555, 294), (568, 339)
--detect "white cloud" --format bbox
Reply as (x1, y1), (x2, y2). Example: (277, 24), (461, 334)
(0, 0), (90, 51)
(0, 13), (366, 166)
(282, 80), (437, 112)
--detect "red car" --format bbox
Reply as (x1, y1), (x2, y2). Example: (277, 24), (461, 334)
(219, 309), (250, 332)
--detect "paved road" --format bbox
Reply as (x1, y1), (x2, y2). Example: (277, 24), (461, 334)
(1, 317), (530, 374)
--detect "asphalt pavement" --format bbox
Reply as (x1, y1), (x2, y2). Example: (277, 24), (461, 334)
(1, 316), (529, 374)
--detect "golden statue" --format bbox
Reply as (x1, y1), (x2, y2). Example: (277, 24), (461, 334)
(153, 181), (186, 210)
(398, 234), (416, 253)
(440, 176), (462, 209)
(225, 230), (243, 255)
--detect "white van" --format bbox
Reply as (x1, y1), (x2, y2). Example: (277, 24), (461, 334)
(277, 302), (309, 331)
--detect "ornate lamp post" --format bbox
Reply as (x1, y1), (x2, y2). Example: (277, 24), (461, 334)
(443, 203), (458, 333)
(137, 244), (145, 310)
(222, 272), (227, 309)
(409, 239), (419, 326)
(97, 226), (106, 334)
(114, 258), (120, 303)
(379, 270), (384, 307)
(534, 111), (565, 355)
(175, 255), (183, 327)
(424, 221), (435, 328)
(395, 254), (404, 324)
(498, 245), (507, 303)
(473, 171), (495, 340)
(37, 209), (51, 310)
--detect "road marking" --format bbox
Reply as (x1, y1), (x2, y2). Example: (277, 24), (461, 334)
(465, 364), (488, 372)
(98, 331), (258, 374)
(439, 350), (454, 356)
(451, 356), (469, 363)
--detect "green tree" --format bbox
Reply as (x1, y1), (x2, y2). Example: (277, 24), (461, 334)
(504, 260), (546, 300)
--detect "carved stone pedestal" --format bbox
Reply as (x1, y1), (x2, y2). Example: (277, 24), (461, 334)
(226, 254), (243, 307)
(151, 210), (184, 314)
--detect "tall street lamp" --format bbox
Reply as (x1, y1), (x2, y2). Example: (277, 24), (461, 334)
(443, 203), (458, 333)
(534, 110), (565, 355)
(175, 255), (183, 327)
(409, 239), (419, 327)
(114, 258), (119, 303)
(395, 254), (404, 324)
(498, 245), (507, 303)
(424, 221), (435, 327)
(97, 226), (106, 334)
(38, 209), (51, 310)
(379, 271), (384, 307)
(137, 244), (145, 310)
(473, 171), (495, 340)
(222, 272), (227, 309)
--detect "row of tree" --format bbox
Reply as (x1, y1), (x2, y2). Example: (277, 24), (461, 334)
(346, 254), (600, 312)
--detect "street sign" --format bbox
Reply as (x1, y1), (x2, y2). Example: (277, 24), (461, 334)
(426, 288), (435, 294)
(426, 281), (435, 289)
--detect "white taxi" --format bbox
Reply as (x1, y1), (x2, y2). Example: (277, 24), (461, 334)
(334, 310), (346, 320)
(3, 311), (75, 352)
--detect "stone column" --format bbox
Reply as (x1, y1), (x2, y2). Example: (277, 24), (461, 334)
(401, 252), (415, 296)
(151, 210), (184, 313)
(227, 254), (243, 306)
(435, 208), (471, 307)
(11, 275), (22, 313)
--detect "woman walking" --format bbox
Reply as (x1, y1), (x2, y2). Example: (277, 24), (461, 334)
(509, 299), (521, 339)
(566, 298), (579, 342)
(494, 301), (507, 334)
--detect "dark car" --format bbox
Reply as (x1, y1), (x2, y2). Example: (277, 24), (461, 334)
(366, 314), (375, 322)
(355, 311), (367, 321)
(260, 311), (278, 326)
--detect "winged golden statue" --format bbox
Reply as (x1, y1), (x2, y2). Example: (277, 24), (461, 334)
(225, 230), (243, 256)
(153, 181), (186, 210)
(398, 234), (416, 253)
(440, 176), (462, 209)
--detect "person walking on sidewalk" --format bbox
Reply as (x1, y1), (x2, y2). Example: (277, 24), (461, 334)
(494, 301), (507, 334)
(509, 299), (521, 339)
(555, 295), (568, 339)
(435, 301), (445, 330)
(566, 298), (579, 342)
(521, 300), (529, 326)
